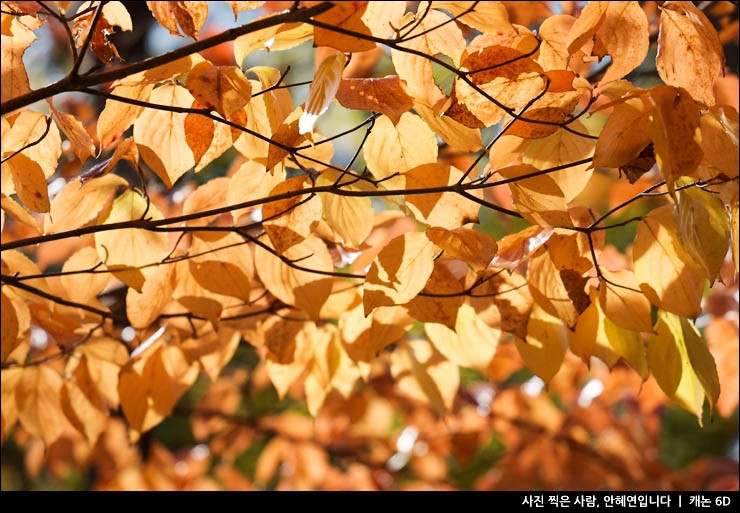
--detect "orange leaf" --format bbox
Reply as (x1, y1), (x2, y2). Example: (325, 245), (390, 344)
(262, 176), (322, 254)
(185, 62), (252, 119)
(0, 16), (35, 103)
(363, 113), (438, 182)
(1, 290), (20, 364)
(363, 232), (438, 315)
(391, 8), (466, 109)
(657, 1), (724, 105)
(60, 356), (109, 445)
(313, 1), (374, 52)
(45, 174), (127, 234)
(254, 236), (333, 319)
(649, 86), (702, 195)
(16, 365), (75, 446)
(336, 76), (413, 126)
(188, 231), (253, 303)
(134, 84), (196, 187)
(425, 226), (498, 272)
(567, 2), (649, 84)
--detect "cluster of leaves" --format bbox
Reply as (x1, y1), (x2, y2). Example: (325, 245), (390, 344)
(0, 1), (738, 490)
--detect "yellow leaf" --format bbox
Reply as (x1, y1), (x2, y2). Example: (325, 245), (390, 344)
(76, 337), (128, 408)
(185, 62), (252, 119)
(498, 164), (573, 227)
(5, 153), (49, 212)
(234, 77), (294, 161)
(264, 320), (314, 397)
(0, 16), (35, 103)
(318, 172), (374, 249)
(234, 20), (312, 64)
(570, 288), (648, 378)
(391, 8), (466, 109)
(181, 328), (241, 382)
(567, 2), (649, 84)
(134, 84), (196, 187)
(403, 163), (481, 229)
(648, 310), (720, 423)
(97, 82), (153, 148)
(1, 367), (22, 441)
(1, 110), (61, 181)
(60, 356), (109, 445)
(405, 259), (465, 328)
(523, 120), (595, 203)
(633, 205), (705, 318)
(514, 304), (567, 384)
(16, 365), (75, 446)
(45, 174), (126, 233)
(363, 113), (438, 182)
(470, 269), (533, 341)
(262, 176), (322, 254)
(528, 247), (585, 328)
(126, 263), (174, 328)
(60, 246), (111, 304)
(650, 86), (702, 195)
(390, 339), (459, 413)
(254, 236), (333, 319)
(432, 1), (514, 34)
(265, 107), (304, 171)
(340, 304), (413, 364)
(675, 179), (731, 284)
(449, 43), (545, 128)
(227, 159), (286, 223)
(538, 14), (575, 71)
(0, 193), (41, 234)
(699, 107), (739, 179)
(119, 341), (199, 438)
(657, 1), (724, 105)
(48, 100), (96, 163)
(97, 55), (202, 147)
(598, 269), (653, 333)
(95, 190), (171, 290)
(1, 290), (20, 364)
(413, 101), (481, 152)
(363, 232), (438, 315)
(300, 52), (346, 134)
(188, 231), (253, 302)
(425, 303), (499, 370)
(226, 1), (264, 18)
(425, 226), (498, 272)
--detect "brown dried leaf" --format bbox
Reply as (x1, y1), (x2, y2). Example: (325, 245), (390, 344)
(336, 76), (414, 125)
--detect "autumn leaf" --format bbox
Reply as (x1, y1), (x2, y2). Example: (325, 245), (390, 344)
(300, 52), (346, 134)
(185, 62), (252, 119)
(1, 15), (35, 103)
(566, 1), (649, 84)
(403, 163), (481, 229)
(648, 310), (720, 423)
(363, 113), (438, 182)
(633, 205), (706, 318)
(392, 8), (466, 109)
(255, 236), (334, 319)
(363, 232), (438, 315)
(657, 1), (725, 105)
(336, 76), (414, 125)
